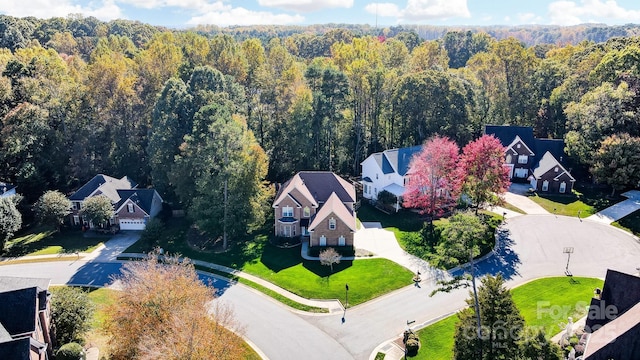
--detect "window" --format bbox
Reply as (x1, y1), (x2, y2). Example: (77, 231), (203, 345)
(554, 167), (559, 172)
(73, 215), (80, 226)
(506, 154), (512, 163)
(542, 180), (549, 192)
(72, 202), (81, 210)
(338, 236), (345, 246)
(364, 184), (368, 194)
(282, 206), (293, 217)
(127, 203), (134, 213)
(559, 182), (566, 193)
(329, 218), (336, 230)
(518, 155), (528, 164)
(319, 235), (327, 246)
(283, 225), (291, 237)
(303, 207), (310, 217)
(517, 143), (521, 149)
(515, 168), (528, 178)
(109, 217), (116, 225)
(376, 173), (378, 180)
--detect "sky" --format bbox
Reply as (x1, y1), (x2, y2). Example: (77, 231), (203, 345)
(2, 0), (640, 29)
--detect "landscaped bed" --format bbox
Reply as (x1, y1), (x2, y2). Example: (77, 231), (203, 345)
(410, 276), (603, 359)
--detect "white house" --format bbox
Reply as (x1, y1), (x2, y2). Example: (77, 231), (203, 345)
(360, 146), (422, 207)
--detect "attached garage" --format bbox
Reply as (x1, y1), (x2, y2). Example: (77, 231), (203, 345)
(118, 219), (146, 230)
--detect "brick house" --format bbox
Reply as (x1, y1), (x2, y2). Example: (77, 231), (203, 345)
(69, 174), (163, 230)
(0, 277), (53, 360)
(272, 171), (356, 247)
(485, 125), (576, 194)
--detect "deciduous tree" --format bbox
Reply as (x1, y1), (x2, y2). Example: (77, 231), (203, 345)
(0, 195), (21, 253)
(33, 190), (71, 230)
(460, 135), (510, 213)
(79, 195), (113, 228)
(403, 136), (461, 225)
(591, 133), (640, 196)
(50, 287), (94, 345)
(104, 250), (247, 360)
(319, 247), (341, 272)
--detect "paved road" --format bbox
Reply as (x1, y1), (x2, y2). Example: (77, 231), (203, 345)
(2, 215), (640, 360)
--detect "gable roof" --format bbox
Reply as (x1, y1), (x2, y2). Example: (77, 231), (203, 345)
(363, 146), (422, 177)
(0, 287), (39, 336)
(70, 174), (137, 202)
(0, 337), (31, 360)
(115, 189), (158, 215)
(308, 192), (356, 232)
(505, 135), (535, 156)
(274, 171), (355, 208)
(485, 125), (536, 151)
(532, 151), (576, 181)
(0, 277), (50, 293)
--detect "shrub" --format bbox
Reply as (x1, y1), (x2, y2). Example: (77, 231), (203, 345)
(56, 342), (85, 360)
(50, 287), (94, 345)
(377, 190), (397, 205)
(308, 245), (355, 257)
(404, 331), (420, 356)
(139, 218), (165, 247)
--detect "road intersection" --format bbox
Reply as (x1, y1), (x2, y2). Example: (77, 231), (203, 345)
(1, 195), (640, 360)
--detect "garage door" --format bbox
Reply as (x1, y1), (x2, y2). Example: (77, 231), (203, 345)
(119, 219), (146, 230)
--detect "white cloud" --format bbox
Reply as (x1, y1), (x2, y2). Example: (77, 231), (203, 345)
(548, 0), (640, 25)
(365, 0), (470, 22)
(364, 3), (402, 18)
(187, 6), (305, 26)
(0, 0), (123, 21)
(517, 12), (543, 24)
(258, 0), (354, 13)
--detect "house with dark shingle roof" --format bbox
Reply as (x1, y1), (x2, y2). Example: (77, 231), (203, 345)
(360, 145), (422, 208)
(0, 277), (52, 360)
(69, 174), (163, 230)
(272, 171), (356, 247)
(582, 269), (640, 359)
(484, 125), (576, 194)
(0, 182), (17, 198)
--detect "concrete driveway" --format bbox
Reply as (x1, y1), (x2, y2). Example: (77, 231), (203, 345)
(587, 190), (640, 224)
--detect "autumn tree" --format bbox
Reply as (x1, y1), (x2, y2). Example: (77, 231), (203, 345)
(591, 133), (640, 196)
(460, 135), (510, 213)
(319, 247), (341, 272)
(104, 250), (247, 360)
(453, 275), (525, 360)
(403, 136), (461, 226)
(33, 190), (71, 230)
(79, 195), (113, 228)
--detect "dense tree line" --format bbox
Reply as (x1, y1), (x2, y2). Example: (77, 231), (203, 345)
(1, 14), (640, 218)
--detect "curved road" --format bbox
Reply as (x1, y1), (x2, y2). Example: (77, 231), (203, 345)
(2, 215), (640, 359)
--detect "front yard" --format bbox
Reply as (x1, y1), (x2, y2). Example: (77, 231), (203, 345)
(527, 183), (621, 217)
(3, 226), (106, 257)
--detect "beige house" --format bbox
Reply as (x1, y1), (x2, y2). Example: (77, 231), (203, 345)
(273, 171), (356, 247)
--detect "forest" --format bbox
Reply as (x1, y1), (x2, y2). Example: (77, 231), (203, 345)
(1, 14), (640, 212)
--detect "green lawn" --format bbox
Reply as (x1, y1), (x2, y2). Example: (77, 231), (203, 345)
(527, 183), (620, 217)
(412, 277), (602, 359)
(356, 203), (425, 241)
(4, 227), (106, 257)
(612, 209), (640, 236)
(126, 218), (413, 306)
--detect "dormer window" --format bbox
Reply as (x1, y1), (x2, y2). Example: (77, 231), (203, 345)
(282, 206), (293, 217)
(329, 218), (336, 230)
(127, 203), (134, 213)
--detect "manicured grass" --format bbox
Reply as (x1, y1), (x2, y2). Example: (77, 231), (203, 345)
(501, 202), (525, 214)
(356, 203), (425, 241)
(4, 226), (105, 257)
(413, 277), (602, 358)
(527, 183), (620, 217)
(511, 277), (603, 336)
(413, 315), (458, 360)
(612, 209), (640, 236)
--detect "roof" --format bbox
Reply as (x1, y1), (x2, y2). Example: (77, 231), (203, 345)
(0, 277), (50, 293)
(532, 152), (576, 181)
(0, 337), (31, 360)
(0, 182), (16, 196)
(69, 174), (137, 202)
(115, 189), (158, 214)
(383, 183), (406, 197)
(583, 302), (640, 359)
(534, 138), (565, 166)
(484, 125), (536, 151)
(273, 171), (355, 207)
(0, 287), (39, 336)
(308, 192), (356, 232)
(363, 145), (423, 177)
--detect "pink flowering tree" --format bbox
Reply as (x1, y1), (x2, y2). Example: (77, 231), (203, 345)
(403, 136), (462, 224)
(459, 134), (511, 213)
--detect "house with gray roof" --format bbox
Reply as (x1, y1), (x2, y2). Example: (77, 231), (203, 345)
(485, 125), (576, 194)
(272, 171), (356, 247)
(0, 277), (52, 360)
(69, 174), (163, 230)
(360, 145), (422, 209)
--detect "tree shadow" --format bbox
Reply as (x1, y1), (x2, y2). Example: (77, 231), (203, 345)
(450, 228), (521, 280)
(303, 259), (354, 277)
(259, 243), (302, 273)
